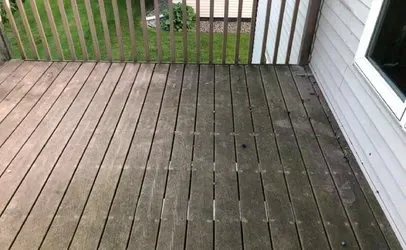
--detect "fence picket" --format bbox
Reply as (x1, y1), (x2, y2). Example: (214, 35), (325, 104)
(273, 0), (287, 64)
(235, 0), (244, 64)
(285, 0), (301, 64)
(98, 0), (113, 61)
(29, 0), (51, 59)
(57, 0), (76, 60)
(15, 0), (38, 59)
(84, 0), (101, 61)
(44, 0), (64, 60)
(196, 0), (200, 63)
(126, 0), (137, 61)
(209, 0), (214, 63)
(70, 0), (87, 60)
(260, 0), (272, 64)
(182, 0), (188, 62)
(222, 0), (229, 64)
(112, 0), (125, 61)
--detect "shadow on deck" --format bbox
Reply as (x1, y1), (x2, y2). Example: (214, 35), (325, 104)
(0, 61), (401, 249)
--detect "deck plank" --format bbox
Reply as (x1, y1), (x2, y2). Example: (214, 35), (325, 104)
(0, 63), (106, 249)
(0, 61), (398, 249)
(0, 63), (95, 176)
(0, 61), (36, 102)
(11, 63), (134, 250)
(273, 66), (359, 248)
(40, 64), (152, 249)
(245, 65), (300, 249)
(0, 63), (80, 147)
(0, 62), (54, 122)
(214, 65), (243, 250)
(261, 65), (330, 249)
(70, 64), (168, 249)
(186, 65), (214, 250)
(0, 60), (24, 84)
(290, 65), (392, 249)
(108, 64), (182, 250)
(230, 65), (272, 250)
(156, 64), (199, 250)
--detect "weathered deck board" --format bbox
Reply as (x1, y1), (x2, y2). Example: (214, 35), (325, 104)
(245, 65), (300, 249)
(0, 63), (80, 147)
(275, 65), (359, 249)
(0, 61), (399, 250)
(156, 64), (198, 250)
(262, 65), (330, 249)
(230, 65), (272, 249)
(214, 65), (243, 250)
(11, 63), (136, 250)
(186, 65), (214, 249)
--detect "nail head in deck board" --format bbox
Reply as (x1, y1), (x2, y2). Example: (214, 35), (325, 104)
(0, 63), (81, 147)
(119, 65), (182, 249)
(290, 66), (390, 249)
(11, 64), (134, 250)
(186, 64), (214, 249)
(261, 65), (330, 249)
(0, 63), (97, 179)
(271, 65), (359, 248)
(156, 65), (198, 249)
(245, 65), (300, 249)
(230, 65), (272, 249)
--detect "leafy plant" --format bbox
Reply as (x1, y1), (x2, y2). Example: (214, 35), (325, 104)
(0, 0), (20, 23)
(161, 3), (195, 32)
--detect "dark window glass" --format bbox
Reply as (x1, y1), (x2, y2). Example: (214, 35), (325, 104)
(367, 0), (406, 99)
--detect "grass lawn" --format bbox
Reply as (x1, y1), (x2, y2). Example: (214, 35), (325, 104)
(3, 0), (250, 63)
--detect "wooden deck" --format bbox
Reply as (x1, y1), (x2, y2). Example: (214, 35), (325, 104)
(0, 60), (401, 249)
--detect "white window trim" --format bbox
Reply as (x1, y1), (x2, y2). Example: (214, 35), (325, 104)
(354, 0), (406, 121)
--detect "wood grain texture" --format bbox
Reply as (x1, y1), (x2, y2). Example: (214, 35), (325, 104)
(0, 61), (399, 249)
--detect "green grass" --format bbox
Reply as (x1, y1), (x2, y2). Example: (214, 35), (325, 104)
(3, 0), (250, 63)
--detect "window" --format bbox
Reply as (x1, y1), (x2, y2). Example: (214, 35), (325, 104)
(355, 0), (406, 121)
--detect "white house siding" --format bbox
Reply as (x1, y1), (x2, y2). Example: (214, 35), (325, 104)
(252, 0), (309, 64)
(309, 0), (406, 247)
(173, 0), (253, 18)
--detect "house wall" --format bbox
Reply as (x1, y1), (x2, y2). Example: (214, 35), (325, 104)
(172, 0), (253, 18)
(309, 0), (406, 247)
(252, 0), (309, 64)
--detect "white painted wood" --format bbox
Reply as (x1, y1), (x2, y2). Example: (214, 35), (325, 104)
(310, 0), (406, 247)
(354, 0), (406, 120)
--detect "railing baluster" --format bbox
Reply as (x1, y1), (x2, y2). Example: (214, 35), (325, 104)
(15, 0), (38, 59)
(1, 0), (25, 58)
(168, 0), (175, 62)
(58, 0), (76, 60)
(70, 0), (88, 60)
(44, 0), (64, 60)
(181, 0), (188, 63)
(285, 0), (301, 64)
(84, 0), (101, 61)
(139, 0), (150, 61)
(273, 0), (286, 64)
(126, 0), (137, 61)
(209, 0), (214, 63)
(29, 0), (51, 60)
(260, 0), (272, 64)
(98, 0), (112, 61)
(112, 0), (125, 61)
(235, 0), (243, 64)
(154, 0), (162, 62)
(196, 0), (200, 63)
(222, 0), (229, 64)
(248, 0), (258, 64)
(0, 22), (11, 59)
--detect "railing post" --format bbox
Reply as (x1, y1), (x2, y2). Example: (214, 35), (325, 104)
(0, 24), (10, 62)
(298, 0), (322, 65)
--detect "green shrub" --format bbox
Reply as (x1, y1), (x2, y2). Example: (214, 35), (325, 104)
(1, 0), (20, 23)
(161, 3), (195, 32)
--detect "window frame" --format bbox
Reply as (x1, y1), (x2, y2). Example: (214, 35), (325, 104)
(354, 0), (406, 121)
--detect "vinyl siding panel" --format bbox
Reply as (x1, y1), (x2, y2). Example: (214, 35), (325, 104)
(173, 0), (253, 18)
(252, 0), (309, 64)
(310, 0), (406, 247)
